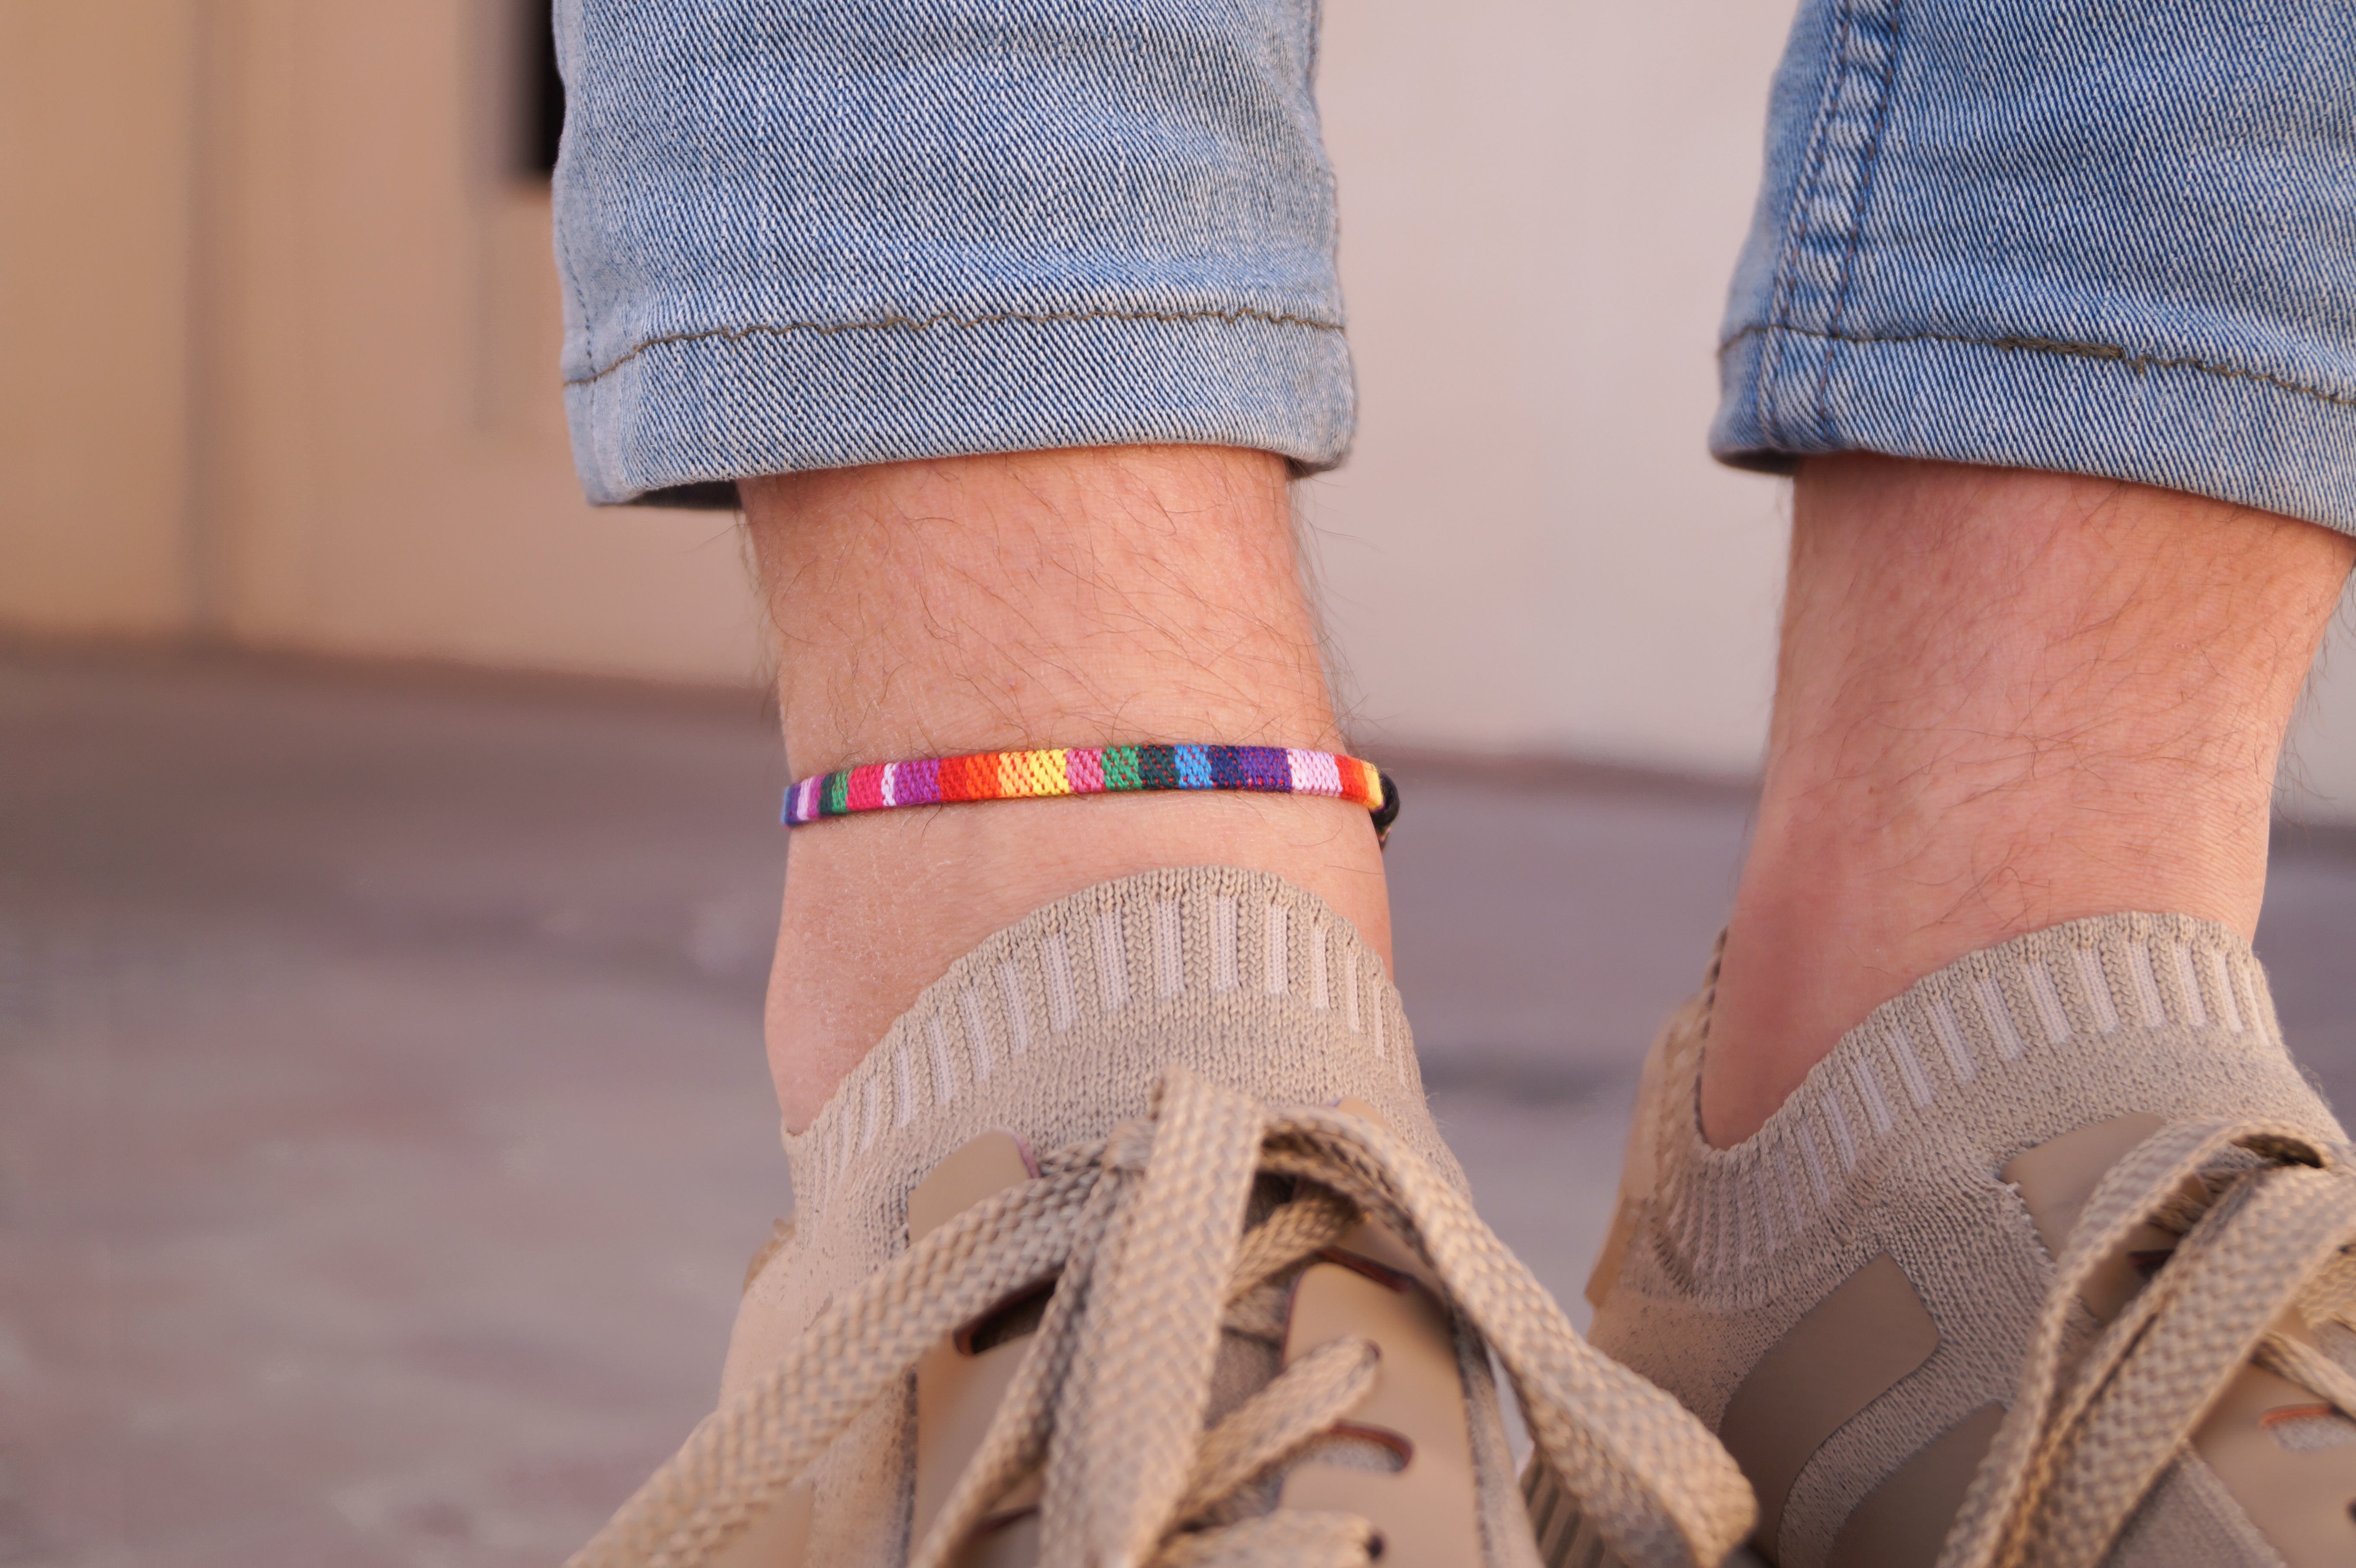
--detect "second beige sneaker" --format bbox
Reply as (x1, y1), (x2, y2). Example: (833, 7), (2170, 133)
(1583, 913), (2356, 1568)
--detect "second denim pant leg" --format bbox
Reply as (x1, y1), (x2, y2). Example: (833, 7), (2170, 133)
(1714, 0), (2356, 535)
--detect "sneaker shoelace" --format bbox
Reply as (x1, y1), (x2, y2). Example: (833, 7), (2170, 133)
(1942, 1118), (2356, 1568)
(568, 1068), (1754, 1568)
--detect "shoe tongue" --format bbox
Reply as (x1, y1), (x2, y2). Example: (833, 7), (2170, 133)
(730, 866), (1460, 1387)
(1996, 1111), (2243, 1321)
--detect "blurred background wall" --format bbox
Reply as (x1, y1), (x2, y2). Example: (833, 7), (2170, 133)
(6, 0), (2355, 813)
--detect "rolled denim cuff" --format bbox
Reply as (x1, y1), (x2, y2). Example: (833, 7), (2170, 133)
(1714, 0), (2356, 535)
(1716, 329), (2356, 534)
(554, 0), (1350, 509)
(562, 310), (1352, 509)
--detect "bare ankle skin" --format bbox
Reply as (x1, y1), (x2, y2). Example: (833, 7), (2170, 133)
(743, 445), (1388, 1131)
(1700, 454), (2355, 1148)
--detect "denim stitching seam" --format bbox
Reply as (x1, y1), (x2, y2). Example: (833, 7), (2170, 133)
(563, 306), (1344, 389)
(1809, 0), (1908, 428)
(1723, 322), (2356, 411)
(553, 213), (602, 484)
(557, 230), (596, 378)
(548, 6), (596, 378)
(1753, 0), (1867, 440)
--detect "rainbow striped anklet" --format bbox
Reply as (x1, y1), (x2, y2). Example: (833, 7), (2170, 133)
(782, 744), (1400, 842)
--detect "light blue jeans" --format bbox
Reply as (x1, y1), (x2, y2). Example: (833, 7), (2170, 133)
(555, 0), (2356, 535)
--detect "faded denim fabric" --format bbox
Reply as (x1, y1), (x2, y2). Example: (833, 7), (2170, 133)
(1715, 0), (2356, 534)
(553, 0), (1347, 507)
(560, 0), (2356, 529)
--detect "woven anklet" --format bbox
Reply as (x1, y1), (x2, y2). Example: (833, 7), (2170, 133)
(782, 744), (1401, 843)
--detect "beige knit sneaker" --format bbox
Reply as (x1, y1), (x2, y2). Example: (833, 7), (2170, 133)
(1579, 912), (2356, 1568)
(567, 867), (1754, 1568)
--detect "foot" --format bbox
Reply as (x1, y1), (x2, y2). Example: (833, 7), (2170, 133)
(1590, 917), (2356, 1567)
(572, 871), (1752, 1568)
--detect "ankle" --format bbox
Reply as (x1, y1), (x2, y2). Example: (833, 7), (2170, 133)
(765, 792), (1388, 1130)
(1699, 841), (2259, 1147)
(1697, 455), (2351, 1148)
(743, 445), (1376, 1130)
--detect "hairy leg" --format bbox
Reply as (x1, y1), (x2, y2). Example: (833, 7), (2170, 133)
(1700, 454), (2354, 1147)
(744, 445), (1387, 1130)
